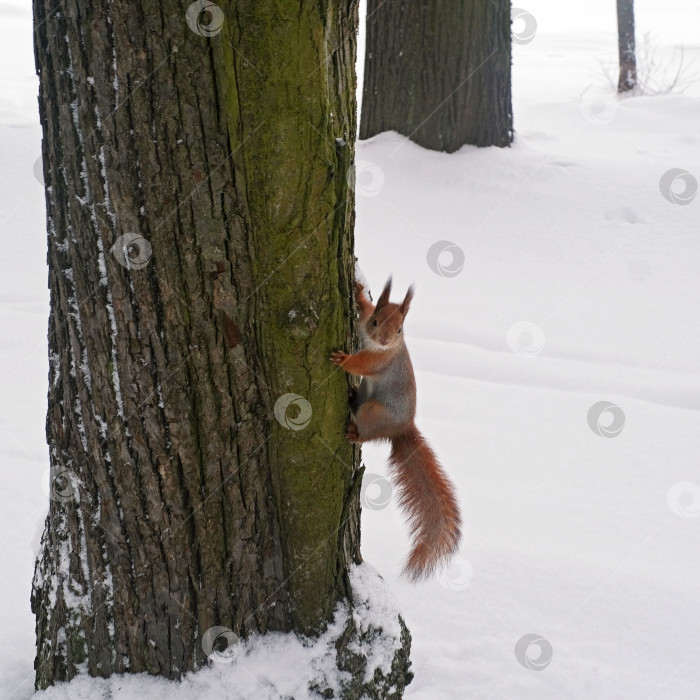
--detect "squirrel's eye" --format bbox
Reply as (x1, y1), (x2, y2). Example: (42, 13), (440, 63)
(397, 327), (402, 334)
(372, 319), (378, 327)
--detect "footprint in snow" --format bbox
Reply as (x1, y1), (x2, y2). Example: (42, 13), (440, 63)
(603, 206), (644, 224)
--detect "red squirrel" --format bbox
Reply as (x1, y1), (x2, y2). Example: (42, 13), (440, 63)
(330, 277), (462, 579)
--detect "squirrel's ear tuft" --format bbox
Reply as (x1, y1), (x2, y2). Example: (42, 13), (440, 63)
(400, 285), (414, 316)
(376, 277), (392, 309)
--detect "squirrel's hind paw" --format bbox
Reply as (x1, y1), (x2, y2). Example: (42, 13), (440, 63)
(346, 420), (362, 444)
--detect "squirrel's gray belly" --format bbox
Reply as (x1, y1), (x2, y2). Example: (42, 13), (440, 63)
(357, 359), (416, 424)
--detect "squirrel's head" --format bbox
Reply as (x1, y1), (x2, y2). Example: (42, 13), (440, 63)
(362, 277), (414, 350)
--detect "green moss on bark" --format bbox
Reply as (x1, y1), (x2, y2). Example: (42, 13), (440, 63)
(213, 0), (360, 632)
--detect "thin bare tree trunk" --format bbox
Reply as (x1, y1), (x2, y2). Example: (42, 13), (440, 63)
(617, 0), (637, 92)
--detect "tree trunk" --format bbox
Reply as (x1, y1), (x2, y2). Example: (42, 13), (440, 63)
(360, 0), (513, 151)
(30, 0), (412, 692)
(617, 0), (637, 93)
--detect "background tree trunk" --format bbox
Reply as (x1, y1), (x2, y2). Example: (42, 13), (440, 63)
(617, 0), (637, 92)
(360, 0), (513, 151)
(31, 0), (376, 689)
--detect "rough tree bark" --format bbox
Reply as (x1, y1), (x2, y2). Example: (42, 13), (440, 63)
(31, 0), (411, 694)
(617, 0), (637, 93)
(360, 0), (513, 151)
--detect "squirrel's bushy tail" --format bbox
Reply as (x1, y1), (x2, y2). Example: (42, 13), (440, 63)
(389, 424), (462, 580)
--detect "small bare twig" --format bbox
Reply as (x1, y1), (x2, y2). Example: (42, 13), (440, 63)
(597, 32), (700, 96)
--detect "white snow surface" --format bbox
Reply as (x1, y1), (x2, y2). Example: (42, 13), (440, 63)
(2, 0), (700, 697)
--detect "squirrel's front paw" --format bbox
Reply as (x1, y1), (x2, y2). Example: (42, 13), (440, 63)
(354, 280), (365, 297)
(330, 351), (348, 366)
(346, 420), (362, 444)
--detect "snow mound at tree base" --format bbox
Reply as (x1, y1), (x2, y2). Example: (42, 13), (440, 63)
(34, 564), (412, 700)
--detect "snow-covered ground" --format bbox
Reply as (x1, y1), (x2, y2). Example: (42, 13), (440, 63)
(2, 0), (700, 697)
